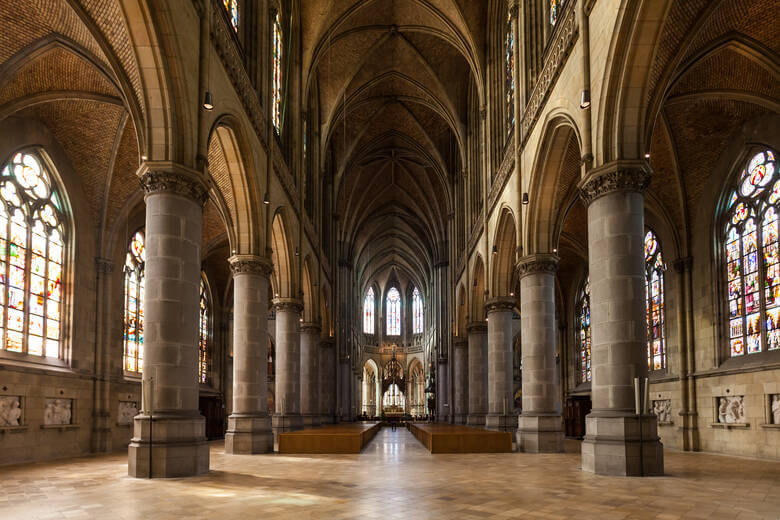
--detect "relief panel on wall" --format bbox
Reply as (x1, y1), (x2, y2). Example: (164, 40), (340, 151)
(771, 394), (780, 425)
(117, 401), (138, 425)
(717, 395), (745, 424)
(44, 398), (73, 425)
(652, 399), (672, 424)
(0, 395), (22, 426)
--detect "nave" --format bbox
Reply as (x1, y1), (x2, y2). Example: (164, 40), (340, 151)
(3, 427), (779, 520)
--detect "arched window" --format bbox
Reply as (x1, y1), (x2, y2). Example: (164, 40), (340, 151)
(504, 5), (514, 136)
(123, 230), (145, 372)
(0, 151), (65, 358)
(578, 278), (591, 382)
(363, 287), (374, 334)
(725, 149), (780, 356)
(383, 383), (405, 409)
(550, 0), (562, 26)
(412, 287), (423, 334)
(645, 230), (666, 370)
(222, 0), (238, 31)
(272, 10), (283, 134)
(199, 276), (210, 384)
(386, 287), (401, 336)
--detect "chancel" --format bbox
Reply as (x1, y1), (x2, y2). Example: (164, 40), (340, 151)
(0, 0), (778, 518)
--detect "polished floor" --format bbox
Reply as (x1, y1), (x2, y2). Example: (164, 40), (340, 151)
(2, 427), (779, 520)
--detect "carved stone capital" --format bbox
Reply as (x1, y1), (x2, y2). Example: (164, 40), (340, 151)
(272, 297), (303, 314)
(453, 337), (468, 349)
(578, 161), (650, 206)
(139, 162), (209, 206)
(300, 323), (322, 335)
(484, 297), (516, 315)
(466, 321), (488, 334)
(95, 257), (114, 275)
(228, 255), (273, 277)
(673, 256), (693, 274)
(516, 254), (559, 279)
(320, 337), (335, 349)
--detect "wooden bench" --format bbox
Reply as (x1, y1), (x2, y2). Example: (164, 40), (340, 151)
(278, 422), (381, 454)
(409, 423), (512, 453)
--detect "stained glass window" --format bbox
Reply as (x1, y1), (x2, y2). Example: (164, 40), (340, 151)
(645, 230), (666, 371)
(363, 287), (374, 334)
(550, 0), (561, 26)
(725, 149), (780, 356)
(223, 0), (238, 31)
(199, 277), (210, 384)
(578, 278), (591, 382)
(504, 5), (515, 135)
(123, 230), (145, 372)
(387, 287), (401, 336)
(272, 10), (283, 134)
(412, 287), (423, 334)
(0, 152), (65, 358)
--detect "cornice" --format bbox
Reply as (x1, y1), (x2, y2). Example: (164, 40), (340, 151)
(578, 161), (651, 206)
(516, 254), (559, 279)
(228, 254), (273, 276)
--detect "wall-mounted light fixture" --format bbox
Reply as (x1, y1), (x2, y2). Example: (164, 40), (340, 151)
(492, 245), (498, 254)
(263, 192), (270, 205)
(522, 192), (529, 205)
(580, 89), (591, 109)
(203, 91), (214, 111)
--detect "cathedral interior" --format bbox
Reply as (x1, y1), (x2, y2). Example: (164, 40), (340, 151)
(0, 0), (779, 518)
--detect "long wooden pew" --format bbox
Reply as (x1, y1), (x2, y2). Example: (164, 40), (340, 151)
(278, 422), (381, 454)
(409, 423), (512, 453)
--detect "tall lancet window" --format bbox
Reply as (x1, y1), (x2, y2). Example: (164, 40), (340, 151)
(644, 230), (666, 371)
(386, 287), (401, 336)
(272, 10), (283, 133)
(222, 0), (238, 31)
(199, 276), (210, 384)
(504, 4), (515, 135)
(578, 278), (591, 382)
(412, 287), (423, 334)
(124, 230), (145, 373)
(363, 287), (375, 334)
(0, 151), (66, 358)
(725, 149), (780, 356)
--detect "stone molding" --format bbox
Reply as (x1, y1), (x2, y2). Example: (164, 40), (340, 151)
(484, 297), (516, 315)
(139, 163), (209, 205)
(272, 297), (303, 314)
(228, 255), (273, 276)
(487, 146), (515, 215)
(300, 323), (322, 335)
(516, 254), (559, 279)
(578, 161), (651, 206)
(466, 321), (488, 333)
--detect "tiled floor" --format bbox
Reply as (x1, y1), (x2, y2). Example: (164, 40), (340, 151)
(2, 427), (779, 519)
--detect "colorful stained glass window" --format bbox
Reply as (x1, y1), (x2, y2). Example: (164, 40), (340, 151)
(199, 277), (210, 384)
(412, 287), (423, 334)
(725, 149), (780, 356)
(505, 5), (515, 136)
(223, 0), (238, 31)
(0, 152), (65, 358)
(550, 0), (561, 26)
(578, 278), (591, 382)
(386, 287), (401, 336)
(645, 230), (666, 371)
(363, 287), (374, 334)
(272, 10), (283, 134)
(123, 230), (145, 373)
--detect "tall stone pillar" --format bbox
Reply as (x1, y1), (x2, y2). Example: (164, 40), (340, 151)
(485, 298), (515, 431)
(224, 255), (273, 454)
(300, 323), (322, 427)
(319, 337), (336, 423)
(516, 254), (563, 452)
(453, 337), (469, 424)
(466, 322), (488, 426)
(128, 164), (209, 478)
(272, 298), (303, 439)
(437, 356), (448, 422)
(579, 162), (664, 476)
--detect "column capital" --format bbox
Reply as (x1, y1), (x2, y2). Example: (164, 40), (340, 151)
(95, 257), (114, 275)
(300, 322), (322, 334)
(673, 256), (693, 273)
(272, 297), (303, 314)
(139, 162), (209, 206)
(484, 297), (516, 315)
(320, 337), (335, 348)
(578, 160), (650, 206)
(516, 253), (559, 279)
(466, 321), (488, 333)
(228, 254), (273, 276)
(453, 336), (468, 348)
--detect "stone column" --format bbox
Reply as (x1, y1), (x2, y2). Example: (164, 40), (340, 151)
(453, 337), (469, 424)
(485, 298), (516, 431)
(224, 255), (273, 454)
(272, 298), (303, 439)
(437, 356), (448, 422)
(128, 164), (209, 478)
(300, 323), (322, 427)
(319, 337), (336, 423)
(579, 162), (664, 476)
(516, 254), (563, 452)
(466, 322), (488, 426)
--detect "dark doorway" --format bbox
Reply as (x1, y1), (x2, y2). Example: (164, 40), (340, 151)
(199, 395), (226, 440)
(564, 395), (591, 439)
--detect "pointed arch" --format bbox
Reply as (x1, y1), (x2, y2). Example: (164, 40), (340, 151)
(301, 256), (315, 323)
(471, 255), (486, 321)
(270, 208), (294, 298)
(491, 207), (517, 297)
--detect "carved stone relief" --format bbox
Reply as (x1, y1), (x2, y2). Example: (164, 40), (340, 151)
(772, 394), (780, 425)
(117, 401), (138, 426)
(717, 396), (745, 424)
(0, 396), (22, 426)
(44, 398), (72, 425)
(652, 399), (671, 423)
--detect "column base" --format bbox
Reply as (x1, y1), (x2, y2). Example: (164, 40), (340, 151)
(224, 414), (273, 454)
(466, 414), (486, 427)
(453, 413), (468, 425)
(517, 414), (564, 453)
(581, 414), (664, 476)
(302, 413), (322, 428)
(485, 413), (516, 432)
(128, 413), (209, 478)
(272, 413), (303, 447)
(320, 414), (335, 424)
